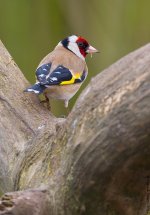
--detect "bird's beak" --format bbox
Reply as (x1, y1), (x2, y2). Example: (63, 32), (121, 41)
(86, 45), (99, 54)
(86, 45), (99, 57)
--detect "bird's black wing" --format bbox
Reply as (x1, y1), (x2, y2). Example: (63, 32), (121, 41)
(36, 63), (85, 86)
(36, 63), (52, 85)
(25, 63), (87, 94)
(45, 65), (73, 85)
(35, 63), (73, 85)
(46, 65), (87, 86)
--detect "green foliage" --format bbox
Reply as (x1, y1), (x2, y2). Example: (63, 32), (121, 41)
(0, 0), (150, 115)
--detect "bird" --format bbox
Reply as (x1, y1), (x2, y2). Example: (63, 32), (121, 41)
(24, 35), (98, 110)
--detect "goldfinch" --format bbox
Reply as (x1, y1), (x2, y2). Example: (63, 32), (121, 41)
(25, 35), (98, 109)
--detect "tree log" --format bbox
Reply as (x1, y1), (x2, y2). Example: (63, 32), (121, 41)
(0, 40), (150, 215)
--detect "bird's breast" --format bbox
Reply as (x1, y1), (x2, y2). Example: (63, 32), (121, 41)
(44, 83), (82, 101)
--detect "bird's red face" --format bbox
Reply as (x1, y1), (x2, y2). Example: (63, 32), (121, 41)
(76, 36), (99, 58)
(61, 35), (99, 60)
(76, 37), (89, 58)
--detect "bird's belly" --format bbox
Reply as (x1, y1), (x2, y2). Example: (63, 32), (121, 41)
(45, 83), (82, 101)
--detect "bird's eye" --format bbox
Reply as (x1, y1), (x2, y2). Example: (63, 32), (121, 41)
(77, 42), (84, 47)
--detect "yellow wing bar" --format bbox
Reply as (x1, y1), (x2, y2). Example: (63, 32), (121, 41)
(60, 73), (81, 85)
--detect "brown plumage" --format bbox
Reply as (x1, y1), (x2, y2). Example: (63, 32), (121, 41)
(38, 45), (88, 108)
(25, 35), (98, 110)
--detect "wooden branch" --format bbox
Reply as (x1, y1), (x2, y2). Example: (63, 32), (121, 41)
(0, 40), (58, 192)
(0, 40), (150, 215)
(0, 188), (50, 215)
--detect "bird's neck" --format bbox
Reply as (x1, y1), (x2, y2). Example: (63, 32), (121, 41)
(55, 43), (85, 61)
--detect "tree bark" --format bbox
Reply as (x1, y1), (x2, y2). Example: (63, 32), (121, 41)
(0, 40), (150, 215)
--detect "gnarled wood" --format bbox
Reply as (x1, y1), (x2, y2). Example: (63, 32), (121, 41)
(0, 40), (150, 215)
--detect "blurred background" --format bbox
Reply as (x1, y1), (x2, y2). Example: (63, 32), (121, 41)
(0, 0), (150, 116)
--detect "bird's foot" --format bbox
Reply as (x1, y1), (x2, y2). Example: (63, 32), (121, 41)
(40, 100), (51, 110)
(40, 95), (51, 111)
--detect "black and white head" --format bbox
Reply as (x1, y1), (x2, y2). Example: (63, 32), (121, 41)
(58, 35), (98, 60)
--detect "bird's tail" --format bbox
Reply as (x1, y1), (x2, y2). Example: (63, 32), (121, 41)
(24, 82), (46, 94)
